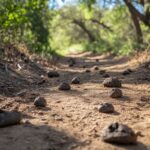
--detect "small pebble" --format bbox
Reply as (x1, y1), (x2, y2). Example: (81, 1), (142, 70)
(58, 82), (71, 90)
(34, 97), (47, 107)
(69, 63), (74, 67)
(98, 103), (114, 113)
(85, 69), (91, 73)
(54, 116), (63, 121)
(103, 77), (122, 87)
(71, 77), (80, 84)
(47, 71), (59, 78)
(96, 59), (99, 62)
(93, 66), (99, 70)
(68, 58), (76, 67)
(140, 96), (150, 102)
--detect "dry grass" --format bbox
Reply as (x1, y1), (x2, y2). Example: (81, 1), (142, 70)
(129, 45), (150, 68)
(15, 43), (29, 55)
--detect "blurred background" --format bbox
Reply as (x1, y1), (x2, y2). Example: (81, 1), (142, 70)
(0, 0), (149, 56)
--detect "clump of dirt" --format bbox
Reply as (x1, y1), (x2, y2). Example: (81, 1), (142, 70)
(101, 122), (137, 144)
(34, 96), (47, 107)
(47, 70), (60, 78)
(58, 82), (71, 90)
(71, 77), (80, 84)
(103, 77), (122, 88)
(110, 88), (123, 98)
(97, 103), (115, 113)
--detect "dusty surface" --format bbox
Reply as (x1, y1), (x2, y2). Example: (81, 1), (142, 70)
(0, 52), (150, 150)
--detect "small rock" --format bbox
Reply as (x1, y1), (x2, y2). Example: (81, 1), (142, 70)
(98, 103), (114, 113)
(71, 77), (80, 84)
(40, 75), (44, 78)
(110, 88), (123, 98)
(103, 73), (110, 78)
(103, 77), (122, 87)
(47, 71), (59, 78)
(82, 65), (86, 68)
(58, 82), (71, 90)
(54, 115), (63, 121)
(66, 114), (72, 118)
(93, 66), (99, 70)
(68, 58), (76, 67)
(69, 63), (74, 67)
(68, 58), (76, 64)
(96, 59), (99, 62)
(85, 69), (91, 73)
(140, 96), (150, 102)
(34, 97), (47, 107)
(122, 69), (132, 75)
(101, 122), (137, 144)
(99, 70), (106, 75)
(24, 57), (29, 63)
(55, 100), (61, 103)
(0, 110), (22, 127)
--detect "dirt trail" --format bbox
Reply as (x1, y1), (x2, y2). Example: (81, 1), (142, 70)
(0, 53), (150, 150)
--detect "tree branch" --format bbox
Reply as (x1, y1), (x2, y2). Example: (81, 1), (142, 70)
(72, 19), (96, 42)
(90, 19), (113, 32)
(124, 0), (150, 27)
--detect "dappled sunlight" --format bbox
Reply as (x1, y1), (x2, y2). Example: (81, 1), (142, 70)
(0, 0), (150, 150)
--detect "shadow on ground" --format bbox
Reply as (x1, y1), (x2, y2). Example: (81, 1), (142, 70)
(0, 123), (80, 150)
(0, 53), (150, 150)
(0, 53), (150, 97)
(110, 142), (150, 150)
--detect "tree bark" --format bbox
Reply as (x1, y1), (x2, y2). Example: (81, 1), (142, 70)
(124, 0), (150, 27)
(124, 0), (143, 43)
(144, 0), (150, 25)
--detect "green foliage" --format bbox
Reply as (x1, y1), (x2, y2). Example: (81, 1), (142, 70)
(50, 4), (150, 56)
(0, 0), (52, 53)
(0, 0), (149, 56)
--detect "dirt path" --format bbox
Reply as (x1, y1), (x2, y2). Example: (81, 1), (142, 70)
(0, 53), (150, 150)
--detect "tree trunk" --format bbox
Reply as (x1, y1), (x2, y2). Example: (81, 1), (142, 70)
(145, 0), (150, 25)
(124, 0), (150, 27)
(124, 0), (143, 44)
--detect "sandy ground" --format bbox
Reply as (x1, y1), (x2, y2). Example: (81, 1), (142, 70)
(0, 52), (150, 150)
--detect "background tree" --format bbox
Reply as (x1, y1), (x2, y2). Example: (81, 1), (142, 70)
(0, 0), (52, 53)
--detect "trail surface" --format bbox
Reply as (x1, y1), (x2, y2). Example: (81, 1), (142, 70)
(0, 53), (150, 150)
